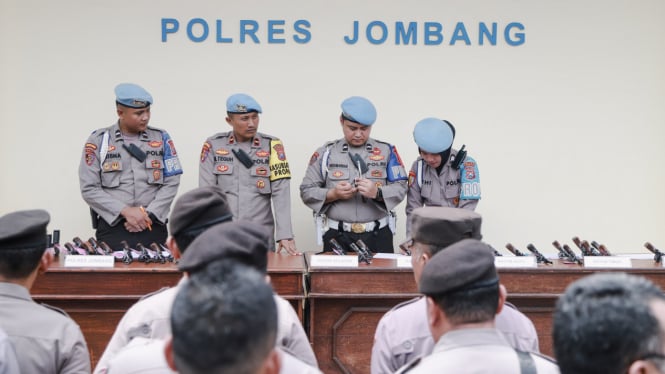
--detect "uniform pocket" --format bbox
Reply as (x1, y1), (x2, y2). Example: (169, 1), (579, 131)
(101, 161), (122, 188)
(145, 158), (164, 185)
(251, 166), (272, 194)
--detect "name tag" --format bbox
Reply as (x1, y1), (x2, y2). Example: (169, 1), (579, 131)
(495, 256), (537, 268)
(64, 255), (115, 268)
(310, 255), (358, 268)
(583, 256), (632, 268)
(396, 256), (412, 268)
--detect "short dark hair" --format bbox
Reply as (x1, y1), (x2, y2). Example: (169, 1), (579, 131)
(0, 247), (45, 279)
(430, 283), (500, 325)
(553, 273), (665, 374)
(171, 260), (277, 374)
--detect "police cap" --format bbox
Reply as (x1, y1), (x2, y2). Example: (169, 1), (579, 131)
(419, 238), (498, 296)
(178, 221), (270, 273)
(0, 209), (50, 250)
(169, 186), (233, 237)
(341, 96), (377, 126)
(115, 83), (153, 108)
(413, 118), (454, 153)
(226, 93), (262, 114)
(411, 206), (482, 248)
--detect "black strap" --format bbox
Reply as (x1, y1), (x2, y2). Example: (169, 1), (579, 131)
(122, 143), (147, 162)
(232, 148), (254, 168)
(516, 350), (537, 374)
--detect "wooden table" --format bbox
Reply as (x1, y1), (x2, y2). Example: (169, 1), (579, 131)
(31, 252), (307, 369)
(306, 254), (665, 374)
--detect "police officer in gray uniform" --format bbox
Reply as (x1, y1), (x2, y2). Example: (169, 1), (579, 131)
(95, 187), (315, 374)
(405, 118), (480, 238)
(0, 209), (91, 373)
(79, 83), (183, 250)
(199, 93), (298, 255)
(371, 207), (539, 374)
(396, 239), (559, 374)
(300, 96), (408, 253)
(0, 327), (19, 374)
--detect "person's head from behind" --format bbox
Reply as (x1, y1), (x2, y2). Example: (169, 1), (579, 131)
(419, 238), (505, 341)
(0, 210), (51, 282)
(177, 220), (270, 276)
(553, 273), (665, 374)
(167, 261), (279, 374)
(406, 206), (482, 285)
(167, 186), (233, 256)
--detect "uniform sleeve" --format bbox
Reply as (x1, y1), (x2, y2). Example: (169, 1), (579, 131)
(380, 145), (408, 212)
(405, 160), (423, 237)
(271, 177), (295, 241)
(299, 146), (329, 214)
(145, 132), (181, 223)
(93, 311), (134, 374)
(371, 315), (397, 374)
(0, 332), (20, 374)
(59, 323), (91, 374)
(198, 140), (216, 187)
(78, 133), (127, 225)
(275, 297), (318, 367)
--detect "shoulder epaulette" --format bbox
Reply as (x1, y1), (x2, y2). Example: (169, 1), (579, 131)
(41, 302), (71, 318)
(390, 296), (421, 312)
(139, 286), (171, 301)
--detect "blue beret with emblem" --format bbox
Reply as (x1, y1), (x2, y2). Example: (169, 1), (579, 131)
(115, 83), (153, 109)
(341, 96), (376, 126)
(0, 209), (50, 250)
(226, 93), (262, 114)
(413, 117), (454, 153)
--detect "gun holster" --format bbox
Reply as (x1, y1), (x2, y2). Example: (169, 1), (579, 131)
(90, 209), (100, 229)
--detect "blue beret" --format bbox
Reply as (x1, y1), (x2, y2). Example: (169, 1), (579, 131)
(226, 93), (262, 114)
(0, 209), (50, 250)
(341, 96), (376, 126)
(413, 118), (454, 153)
(114, 83), (153, 108)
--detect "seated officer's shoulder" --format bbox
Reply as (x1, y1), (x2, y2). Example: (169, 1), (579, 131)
(394, 356), (422, 374)
(384, 297), (420, 317)
(40, 302), (72, 318)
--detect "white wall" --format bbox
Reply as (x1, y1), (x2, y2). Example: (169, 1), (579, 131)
(1, 0), (664, 254)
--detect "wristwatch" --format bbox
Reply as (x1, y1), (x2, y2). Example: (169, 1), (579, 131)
(375, 187), (383, 201)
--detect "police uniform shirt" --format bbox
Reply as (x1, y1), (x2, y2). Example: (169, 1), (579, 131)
(79, 123), (182, 226)
(405, 149), (479, 236)
(371, 297), (539, 374)
(0, 282), (90, 374)
(94, 278), (316, 374)
(198, 131), (294, 246)
(278, 347), (323, 374)
(396, 328), (559, 374)
(105, 337), (175, 374)
(0, 328), (19, 374)
(300, 137), (408, 222)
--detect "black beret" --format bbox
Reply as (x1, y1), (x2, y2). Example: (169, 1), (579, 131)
(411, 207), (482, 248)
(0, 209), (50, 250)
(169, 186), (233, 236)
(419, 238), (498, 296)
(178, 221), (271, 273)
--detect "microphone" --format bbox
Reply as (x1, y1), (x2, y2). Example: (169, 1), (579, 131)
(591, 241), (612, 256)
(349, 242), (372, 265)
(152, 243), (174, 263)
(354, 239), (374, 262)
(552, 240), (582, 264)
(572, 237), (592, 256)
(526, 243), (553, 264)
(644, 242), (663, 264)
(563, 244), (583, 265)
(505, 243), (527, 257)
(328, 238), (347, 256)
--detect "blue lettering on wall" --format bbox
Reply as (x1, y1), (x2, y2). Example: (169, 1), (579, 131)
(187, 18), (209, 42)
(268, 20), (286, 44)
(479, 23), (497, 45)
(505, 22), (526, 46)
(450, 22), (471, 45)
(161, 18), (179, 42)
(293, 20), (311, 43)
(395, 22), (417, 45)
(424, 22), (443, 45)
(366, 21), (388, 45)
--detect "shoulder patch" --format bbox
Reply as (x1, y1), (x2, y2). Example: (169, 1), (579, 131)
(41, 303), (71, 318)
(139, 286), (171, 301)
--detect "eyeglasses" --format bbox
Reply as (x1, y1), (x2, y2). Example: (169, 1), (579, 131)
(399, 239), (413, 256)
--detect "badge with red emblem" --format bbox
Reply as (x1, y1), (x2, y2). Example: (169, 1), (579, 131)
(167, 139), (177, 155)
(86, 152), (96, 166)
(372, 147), (381, 155)
(151, 160), (161, 168)
(85, 143), (97, 151)
(256, 167), (268, 176)
(464, 162), (475, 180)
(149, 141), (162, 148)
(272, 143), (286, 161)
(200, 142), (211, 163)
(256, 150), (269, 158)
(309, 152), (319, 165)
(108, 145), (116, 151)
(215, 149), (230, 155)
(333, 171), (344, 178)
(369, 155), (384, 161)
(153, 169), (161, 180)
(257, 180), (265, 189)
(371, 170), (383, 178)
(254, 138), (261, 147)
(217, 165), (229, 173)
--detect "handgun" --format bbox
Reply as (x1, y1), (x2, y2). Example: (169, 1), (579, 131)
(505, 243), (527, 257)
(644, 242), (663, 264)
(526, 243), (553, 264)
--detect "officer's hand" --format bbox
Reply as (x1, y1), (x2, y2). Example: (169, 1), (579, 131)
(332, 181), (357, 200)
(121, 206), (148, 232)
(277, 239), (302, 256)
(355, 178), (378, 199)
